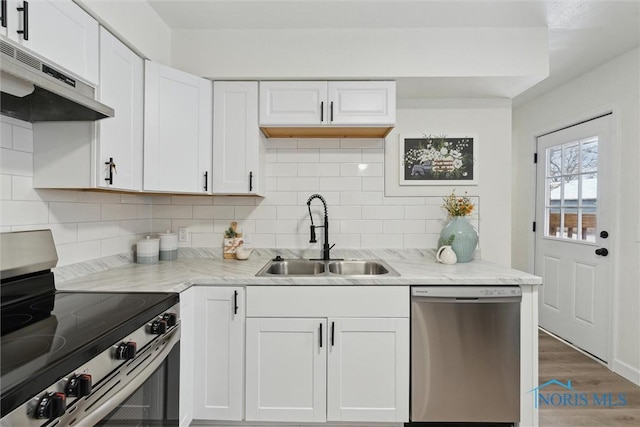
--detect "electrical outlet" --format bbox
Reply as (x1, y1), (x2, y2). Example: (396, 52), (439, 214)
(178, 227), (188, 242)
(243, 232), (251, 244)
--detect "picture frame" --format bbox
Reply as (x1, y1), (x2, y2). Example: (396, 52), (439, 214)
(399, 134), (478, 186)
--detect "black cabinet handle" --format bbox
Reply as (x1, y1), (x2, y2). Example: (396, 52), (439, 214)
(104, 158), (115, 185)
(233, 290), (238, 315)
(330, 101), (334, 122)
(319, 323), (323, 348)
(204, 171), (208, 192)
(320, 101), (324, 122)
(595, 248), (609, 257)
(17, 1), (28, 40)
(1, 0), (7, 28)
(249, 171), (253, 192)
(331, 321), (335, 347)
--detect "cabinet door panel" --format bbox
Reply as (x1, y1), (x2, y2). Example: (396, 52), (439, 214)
(246, 318), (327, 422)
(179, 287), (195, 427)
(98, 28), (143, 191)
(328, 81), (396, 125)
(259, 81), (327, 125)
(327, 317), (409, 422)
(144, 61), (212, 193)
(212, 82), (260, 194)
(193, 287), (244, 420)
(8, 0), (99, 84)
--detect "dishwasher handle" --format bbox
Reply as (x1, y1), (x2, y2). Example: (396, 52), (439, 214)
(412, 296), (521, 304)
(411, 286), (522, 303)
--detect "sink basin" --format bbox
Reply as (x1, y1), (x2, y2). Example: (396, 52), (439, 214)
(255, 258), (399, 277)
(327, 260), (390, 275)
(257, 259), (325, 276)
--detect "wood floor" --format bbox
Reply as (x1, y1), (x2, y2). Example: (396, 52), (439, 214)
(538, 329), (640, 426)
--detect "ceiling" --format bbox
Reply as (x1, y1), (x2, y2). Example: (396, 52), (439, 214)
(147, 0), (640, 105)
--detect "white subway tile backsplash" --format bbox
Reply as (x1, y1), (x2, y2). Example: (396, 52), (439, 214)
(77, 221), (120, 241)
(49, 202), (101, 223)
(151, 196), (173, 205)
(331, 206), (362, 220)
(362, 177), (384, 191)
(0, 121), (12, 149)
(340, 163), (383, 177)
(170, 195), (214, 205)
(266, 163), (297, 177)
(360, 233), (404, 248)
(136, 204), (152, 219)
(276, 205), (307, 220)
(55, 240), (102, 266)
(235, 205), (277, 220)
(121, 219), (153, 235)
(258, 192), (298, 206)
(362, 149), (385, 162)
(319, 177), (361, 191)
(297, 163), (340, 177)
(11, 223), (78, 244)
(193, 205), (235, 220)
(297, 138), (340, 149)
(264, 139), (297, 149)
(191, 232), (217, 247)
(383, 196), (426, 206)
(277, 177), (319, 192)
(277, 149), (319, 163)
(339, 138), (383, 149)
(405, 205), (444, 219)
(120, 194), (153, 204)
(101, 235), (139, 257)
(152, 205), (193, 219)
(0, 148), (33, 177)
(101, 204), (139, 221)
(404, 233), (441, 249)
(276, 233), (317, 249)
(11, 125), (33, 153)
(339, 191), (383, 206)
(319, 149), (361, 163)
(334, 233), (361, 248)
(251, 233), (276, 247)
(297, 191), (340, 206)
(212, 196), (256, 206)
(340, 220), (383, 234)
(383, 219), (426, 234)
(78, 191), (122, 204)
(167, 219), (213, 233)
(2, 201), (46, 225)
(12, 176), (43, 201)
(1, 175), (12, 200)
(362, 205), (405, 220)
(37, 189), (79, 202)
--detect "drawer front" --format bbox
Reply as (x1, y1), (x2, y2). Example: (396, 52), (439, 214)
(246, 286), (409, 318)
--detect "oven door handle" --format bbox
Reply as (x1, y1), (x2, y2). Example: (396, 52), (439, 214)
(74, 327), (180, 427)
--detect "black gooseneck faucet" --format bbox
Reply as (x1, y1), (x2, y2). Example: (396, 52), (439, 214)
(306, 194), (340, 261)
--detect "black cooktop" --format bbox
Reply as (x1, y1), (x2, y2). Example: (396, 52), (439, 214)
(0, 288), (179, 417)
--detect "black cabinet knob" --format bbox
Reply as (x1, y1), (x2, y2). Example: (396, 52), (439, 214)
(162, 312), (177, 327)
(595, 248), (609, 256)
(149, 319), (167, 334)
(34, 391), (66, 419)
(115, 341), (136, 360)
(66, 373), (92, 397)
(600, 231), (609, 239)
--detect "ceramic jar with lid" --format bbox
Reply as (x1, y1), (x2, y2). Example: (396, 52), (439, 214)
(136, 236), (160, 264)
(158, 231), (178, 261)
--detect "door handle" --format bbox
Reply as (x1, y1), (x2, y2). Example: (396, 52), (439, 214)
(600, 231), (609, 239)
(249, 171), (253, 192)
(203, 171), (208, 192)
(319, 323), (323, 348)
(595, 248), (609, 257)
(1, 0), (7, 28)
(233, 290), (238, 315)
(331, 321), (335, 347)
(17, 1), (28, 40)
(320, 101), (324, 122)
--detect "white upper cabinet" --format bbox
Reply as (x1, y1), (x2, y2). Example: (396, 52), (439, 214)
(144, 60), (212, 194)
(259, 81), (395, 138)
(4, 0), (99, 84)
(212, 82), (263, 195)
(97, 27), (143, 191)
(259, 81), (327, 125)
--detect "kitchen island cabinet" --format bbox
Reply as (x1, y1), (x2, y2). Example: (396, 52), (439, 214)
(245, 286), (409, 423)
(193, 287), (245, 421)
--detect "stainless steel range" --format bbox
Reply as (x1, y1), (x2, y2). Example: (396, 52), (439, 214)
(0, 230), (181, 427)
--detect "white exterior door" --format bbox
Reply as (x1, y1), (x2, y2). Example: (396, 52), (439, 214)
(328, 81), (396, 125)
(245, 318), (327, 422)
(259, 81), (327, 125)
(144, 60), (212, 193)
(97, 28), (143, 191)
(7, 0), (99, 84)
(535, 114), (613, 361)
(212, 81), (260, 194)
(327, 318), (409, 422)
(193, 287), (244, 421)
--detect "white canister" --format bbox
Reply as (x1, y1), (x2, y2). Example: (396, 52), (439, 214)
(158, 230), (178, 261)
(137, 236), (160, 264)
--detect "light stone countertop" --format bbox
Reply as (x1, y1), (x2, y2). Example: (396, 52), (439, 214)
(53, 248), (541, 294)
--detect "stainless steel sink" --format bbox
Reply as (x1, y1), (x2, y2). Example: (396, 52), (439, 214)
(257, 259), (326, 276)
(327, 260), (391, 275)
(256, 258), (399, 277)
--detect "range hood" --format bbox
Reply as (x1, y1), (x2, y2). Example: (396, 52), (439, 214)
(0, 39), (114, 122)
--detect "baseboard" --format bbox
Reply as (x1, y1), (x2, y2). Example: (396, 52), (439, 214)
(612, 358), (640, 386)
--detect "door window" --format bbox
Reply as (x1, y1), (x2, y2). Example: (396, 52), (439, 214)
(544, 137), (598, 242)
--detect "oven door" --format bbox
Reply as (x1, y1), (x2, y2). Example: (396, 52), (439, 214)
(95, 343), (179, 426)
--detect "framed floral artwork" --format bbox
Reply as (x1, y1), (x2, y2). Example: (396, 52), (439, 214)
(399, 134), (478, 186)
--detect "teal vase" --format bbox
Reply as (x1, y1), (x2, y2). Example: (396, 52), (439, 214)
(440, 216), (478, 263)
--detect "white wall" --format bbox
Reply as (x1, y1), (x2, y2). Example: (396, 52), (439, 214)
(512, 48), (640, 384)
(0, 116), (153, 266)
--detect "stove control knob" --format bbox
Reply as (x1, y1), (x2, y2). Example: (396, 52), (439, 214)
(66, 373), (92, 397)
(115, 341), (136, 360)
(35, 391), (66, 419)
(162, 312), (178, 327)
(149, 319), (168, 334)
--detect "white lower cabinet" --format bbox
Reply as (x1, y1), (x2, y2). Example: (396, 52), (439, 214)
(193, 287), (245, 421)
(179, 287), (195, 427)
(245, 286), (409, 424)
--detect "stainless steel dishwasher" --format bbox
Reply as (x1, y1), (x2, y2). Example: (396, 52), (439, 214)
(411, 286), (521, 423)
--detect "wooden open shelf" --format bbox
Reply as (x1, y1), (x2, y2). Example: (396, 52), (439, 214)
(260, 126), (394, 139)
